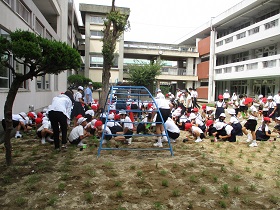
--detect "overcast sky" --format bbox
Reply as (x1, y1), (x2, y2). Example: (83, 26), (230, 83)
(76, 0), (242, 44)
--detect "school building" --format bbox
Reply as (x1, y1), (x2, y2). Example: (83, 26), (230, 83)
(0, 0), (81, 119)
(179, 0), (280, 102)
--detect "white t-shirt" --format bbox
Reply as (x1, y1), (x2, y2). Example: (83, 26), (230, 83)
(248, 105), (258, 120)
(154, 98), (170, 109)
(191, 126), (203, 134)
(37, 121), (52, 132)
(225, 125), (233, 135)
(263, 102), (269, 111)
(121, 116), (133, 130)
(164, 118), (180, 134)
(102, 125), (112, 135)
(273, 94), (280, 104)
(230, 116), (239, 124)
(12, 114), (26, 123)
(48, 94), (73, 119)
(74, 92), (82, 102)
(180, 114), (189, 123)
(69, 125), (84, 142)
(257, 124), (269, 132)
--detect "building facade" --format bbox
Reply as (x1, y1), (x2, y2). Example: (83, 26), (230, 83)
(0, 0), (81, 119)
(180, 0), (280, 102)
(79, 4), (130, 85)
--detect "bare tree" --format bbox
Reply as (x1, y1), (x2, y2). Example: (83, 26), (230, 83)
(99, 0), (130, 109)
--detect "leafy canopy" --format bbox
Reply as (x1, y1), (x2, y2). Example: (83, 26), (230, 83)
(126, 60), (162, 87)
(0, 30), (81, 77)
(67, 74), (102, 90)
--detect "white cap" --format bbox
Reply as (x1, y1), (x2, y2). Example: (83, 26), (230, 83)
(267, 96), (273, 100)
(219, 113), (226, 118)
(215, 122), (226, 130)
(88, 82), (92, 85)
(78, 86), (83, 91)
(77, 117), (87, 125)
(189, 113), (197, 120)
(276, 117), (280, 121)
(157, 89), (161, 92)
(258, 94), (263, 99)
(119, 110), (126, 115)
(91, 119), (97, 128)
(108, 113), (115, 120)
(227, 109), (236, 115)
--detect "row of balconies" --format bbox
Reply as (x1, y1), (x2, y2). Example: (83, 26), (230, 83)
(214, 54), (280, 80)
(215, 13), (280, 54)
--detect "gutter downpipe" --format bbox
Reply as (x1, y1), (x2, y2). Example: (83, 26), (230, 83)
(208, 17), (216, 103)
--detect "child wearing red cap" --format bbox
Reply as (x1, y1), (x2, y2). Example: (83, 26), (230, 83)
(242, 97), (258, 147)
(256, 117), (277, 141)
(184, 123), (205, 143)
(215, 95), (227, 120)
(36, 117), (53, 144)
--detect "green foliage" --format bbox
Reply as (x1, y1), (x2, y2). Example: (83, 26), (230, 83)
(0, 30), (81, 77)
(126, 60), (162, 87)
(67, 75), (101, 90)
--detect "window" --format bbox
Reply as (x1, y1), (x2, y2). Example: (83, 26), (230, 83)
(3, 0), (11, 6)
(255, 9), (279, 23)
(16, 0), (31, 24)
(264, 20), (278, 30)
(0, 63), (9, 88)
(248, 27), (259, 35)
(216, 40), (223, 47)
(54, 75), (58, 91)
(90, 30), (103, 38)
(215, 69), (222, 74)
(90, 55), (118, 68)
(35, 19), (44, 36)
(46, 31), (52, 40)
(37, 75), (50, 90)
(232, 51), (249, 63)
(200, 82), (208, 86)
(236, 32), (246, 40)
(90, 16), (104, 24)
(15, 60), (29, 89)
(225, 37), (233, 44)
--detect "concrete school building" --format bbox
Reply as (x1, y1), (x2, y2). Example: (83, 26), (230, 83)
(0, 0), (81, 119)
(179, 0), (280, 102)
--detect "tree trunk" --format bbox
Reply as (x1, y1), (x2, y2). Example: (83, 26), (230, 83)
(4, 78), (22, 166)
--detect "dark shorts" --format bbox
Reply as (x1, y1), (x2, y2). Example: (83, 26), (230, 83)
(239, 106), (246, 112)
(156, 108), (170, 123)
(244, 119), (257, 131)
(167, 131), (180, 140)
(69, 137), (82, 145)
(124, 129), (133, 139)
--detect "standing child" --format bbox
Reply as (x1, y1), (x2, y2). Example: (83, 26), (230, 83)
(267, 96), (277, 121)
(71, 86), (86, 127)
(215, 95), (227, 120)
(242, 97), (258, 147)
(262, 97), (269, 117)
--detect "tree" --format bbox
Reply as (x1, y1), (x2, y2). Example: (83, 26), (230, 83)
(67, 74), (101, 90)
(0, 30), (81, 165)
(100, 0), (130, 109)
(126, 60), (162, 93)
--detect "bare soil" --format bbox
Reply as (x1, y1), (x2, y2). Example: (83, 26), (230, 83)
(0, 126), (280, 210)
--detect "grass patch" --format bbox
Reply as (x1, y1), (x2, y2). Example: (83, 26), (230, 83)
(116, 190), (123, 198)
(162, 179), (169, 187)
(15, 197), (27, 207)
(84, 192), (93, 203)
(172, 189), (180, 197)
(220, 184), (229, 197)
(159, 170), (167, 176)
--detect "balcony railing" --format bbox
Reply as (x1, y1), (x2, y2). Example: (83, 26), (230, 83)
(124, 67), (194, 76)
(216, 14), (280, 48)
(124, 41), (197, 52)
(215, 54), (280, 76)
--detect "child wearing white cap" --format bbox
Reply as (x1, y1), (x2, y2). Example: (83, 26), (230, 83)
(68, 117), (90, 147)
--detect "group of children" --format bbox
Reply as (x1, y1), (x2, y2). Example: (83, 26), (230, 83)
(3, 88), (280, 149)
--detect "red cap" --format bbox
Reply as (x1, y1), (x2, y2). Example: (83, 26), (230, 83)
(27, 112), (35, 119)
(91, 105), (97, 111)
(37, 112), (43, 118)
(114, 114), (120, 120)
(202, 104), (207, 110)
(165, 93), (169, 97)
(193, 108), (199, 112)
(76, 114), (83, 119)
(35, 117), (42, 124)
(185, 123), (192, 130)
(95, 120), (103, 127)
(206, 120), (214, 127)
(262, 97), (267, 103)
(218, 95), (223, 100)
(263, 117), (271, 122)
(147, 103), (153, 108)
(244, 97), (253, 105)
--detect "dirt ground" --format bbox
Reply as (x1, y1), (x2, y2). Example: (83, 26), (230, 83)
(0, 116), (280, 210)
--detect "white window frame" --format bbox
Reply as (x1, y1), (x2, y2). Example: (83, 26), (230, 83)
(90, 30), (103, 38)
(16, 0), (31, 24)
(37, 75), (50, 90)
